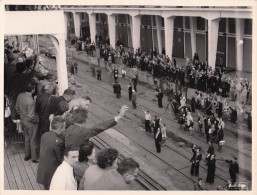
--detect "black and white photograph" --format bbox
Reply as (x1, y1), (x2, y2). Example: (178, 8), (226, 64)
(2, 1), (256, 193)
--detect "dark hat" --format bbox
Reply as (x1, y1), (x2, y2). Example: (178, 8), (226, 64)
(198, 177), (202, 181)
(63, 88), (76, 95)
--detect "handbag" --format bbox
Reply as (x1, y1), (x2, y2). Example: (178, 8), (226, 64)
(4, 97), (11, 118)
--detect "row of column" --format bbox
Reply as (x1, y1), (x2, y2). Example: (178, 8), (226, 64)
(65, 11), (245, 70)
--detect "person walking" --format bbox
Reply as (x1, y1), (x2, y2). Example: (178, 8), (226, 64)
(113, 80), (121, 98)
(226, 157), (239, 185)
(206, 154), (216, 184)
(131, 90), (137, 109)
(142, 107), (151, 133)
(96, 67), (102, 81)
(128, 83), (133, 101)
(190, 145), (202, 177)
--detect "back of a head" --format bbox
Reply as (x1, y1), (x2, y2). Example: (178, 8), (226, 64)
(73, 108), (88, 124)
(55, 101), (69, 116)
(41, 83), (54, 94)
(97, 148), (119, 169)
(16, 62), (27, 73)
(51, 115), (65, 130)
(117, 158), (139, 176)
(25, 82), (35, 93)
(79, 141), (95, 162)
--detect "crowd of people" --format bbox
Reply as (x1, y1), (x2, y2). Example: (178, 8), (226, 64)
(4, 41), (141, 190)
(4, 35), (251, 191)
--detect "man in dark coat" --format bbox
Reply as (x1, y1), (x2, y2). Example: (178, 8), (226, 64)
(206, 154), (216, 184)
(40, 88), (75, 134)
(226, 157), (239, 185)
(37, 115), (65, 190)
(132, 75), (138, 92)
(128, 83), (133, 101)
(65, 105), (128, 147)
(156, 89), (163, 108)
(113, 81), (121, 98)
(96, 67), (102, 81)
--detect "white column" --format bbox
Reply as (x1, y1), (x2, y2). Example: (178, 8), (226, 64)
(88, 13), (96, 43)
(189, 17), (197, 57)
(17, 35), (23, 51)
(156, 15), (163, 54)
(50, 34), (68, 95)
(208, 18), (220, 70)
(73, 12), (81, 38)
(33, 35), (39, 54)
(164, 16), (175, 59)
(236, 18), (245, 71)
(131, 15), (141, 51)
(108, 14), (116, 48)
(64, 12), (69, 40)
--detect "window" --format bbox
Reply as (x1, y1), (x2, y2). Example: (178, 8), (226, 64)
(185, 16), (190, 29)
(228, 18), (235, 34)
(174, 16), (183, 29)
(244, 19), (252, 35)
(219, 18), (226, 33)
(197, 17), (206, 31)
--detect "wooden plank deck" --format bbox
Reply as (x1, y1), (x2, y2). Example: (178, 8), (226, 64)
(4, 143), (43, 190)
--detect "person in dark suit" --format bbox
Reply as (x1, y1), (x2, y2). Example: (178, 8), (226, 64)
(226, 157), (239, 185)
(37, 115), (65, 190)
(40, 88), (75, 134)
(206, 154), (216, 184)
(206, 141), (215, 161)
(190, 146), (202, 177)
(36, 84), (55, 137)
(96, 67), (101, 81)
(156, 89), (163, 108)
(113, 81), (121, 98)
(132, 75), (138, 92)
(155, 126), (162, 153)
(15, 82), (39, 163)
(128, 83), (133, 101)
(65, 105), (128, 147)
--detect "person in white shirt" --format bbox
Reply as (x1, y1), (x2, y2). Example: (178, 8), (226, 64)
(142, 107), (151, 133)
(50, 146), (79, 190)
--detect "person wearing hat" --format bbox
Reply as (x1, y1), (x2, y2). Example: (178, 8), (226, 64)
(194, 177), (204, 190)
(226, 157), (239, 185)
